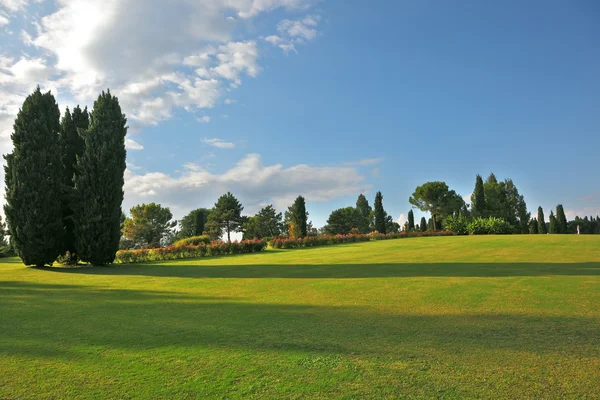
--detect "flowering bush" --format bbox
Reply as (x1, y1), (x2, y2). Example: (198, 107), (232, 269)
(172, 235), (212, 247)
(115, 239), (266, 264)
(268, 231), (454, 249)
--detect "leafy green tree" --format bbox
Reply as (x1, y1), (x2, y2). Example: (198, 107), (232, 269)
(409, 181), (464, 231)
(4, 88), (64, 266)
(374, 191), (386, 233)
(355, 194), (372, 233)
(243, 205), (283, 239)
(385, 214), (400, 233)
(408, 210), (415, 231)
(471, 174), (486, 217)
(73, 90), (127, 265)
(427, 218), (434, 231)
(285, 196), (308, 237)
(529, 218), (538, 234)
(209, 192), (244, 242)
(420, 217), (427, 232)
(178, 208), (211, 239)
(122, 203), (176, 246)
(548, 210), (558, 234)
(556, 204), (567, 234)
(325, 207), (360, 235)
(59, 105), (89, 258)
(537, 207), (547, 234)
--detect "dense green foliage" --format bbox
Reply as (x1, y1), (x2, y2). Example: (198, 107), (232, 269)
(409, 181), (463, 230)
(355, 194), (372, 233)
(172, 235), (211, 247)
(285, 196), (308, 237)
(568, 216), (600, 234)
(529, 218), (539, 234)
(556, 204), (568, 234)
(420, 217), (427, 232)
(471, 174), (486, 217)
(1, 236), (599, 398)
(209, 192), (244, 242)
(243, 205), (283, 239)
(373, 191), (386, 233)
(59, 105), (89, 258)
(467, 217), (513, 235)
(122, 203), (177, 247)
(325, 207), (360, 235)
(537, 206), (547, 234)
(177, 208), (211, 239)
(4, 88), (64, 266)
(549, 211), (558, 234)
(407, 209), (415, 231)
(73, 91), (127, 265)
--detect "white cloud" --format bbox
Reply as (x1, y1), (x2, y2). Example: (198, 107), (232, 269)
(124, 153), (369, 218)
(196, 115), (211, 123)
(565, 206), (600, 221)
(265, 35), (282, 45)
(0, 14), (9, 26)
(344, 158), (384, 167)
(266, 14), (320, 53)
(397, 213), (407, 229)
(125, 138), (144, 150)
(0, 0), (28, 12)
(202, 137), (235, 149)
(279, 44), (297, 54)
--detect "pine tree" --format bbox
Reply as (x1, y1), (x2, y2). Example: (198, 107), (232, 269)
(537, 207), (547, 234)
(355, 194), (372, 233)
(529, 218), (538, 234)
(471, 174), (486, 217)
(4, 88), (64, 266)
(73, 90), (127, 265)
(420, 217), (427, 232)
(209, 192), (244, 242)
(374, 191), (386, 234)
(549, 211), (557, 234)
(556, 204), (567, 234)
(407, 210), (415, 231)
(60, 105), (89, 259)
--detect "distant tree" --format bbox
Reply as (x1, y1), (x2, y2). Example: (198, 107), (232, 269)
(74, 90), (127, 265)
(427, 218), (434, 231)
(408, 210), (415, 231)
(556, 204), (567, 234)
(529, 218), (538, 234)
(178, 208), (211, 238)
(243, 216), (262, 239)
(256, 205), (284, 237)
(325, 207), (360, 235)
(409, 181), (464, 231)
(285, 196), (308, 237)
(385, 214), (400, 233)
(374, 191), (386, 233)
(420, 217), (427, 232)
(471, 174), (486, 217)
(122, 203), (176, 246)
(59, 105), (89, 259)
(4, 88), (64, 266)
(415, 224), (420, 232)
(209, 192), (244, 242)
(537, 207), (547, 234)
(548, 210), (558, 234)
(355, 194), (372, 233)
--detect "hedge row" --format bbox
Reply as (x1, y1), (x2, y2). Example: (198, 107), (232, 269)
(444, 215), (514, 235)
(115, 239), (266, 264)
(268, 231), (454, 249)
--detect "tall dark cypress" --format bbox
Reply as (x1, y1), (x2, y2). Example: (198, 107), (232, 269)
(420, 217), (427, 232)
(549, 211), (557, 234)
(374, 191), (386, 234)
(529, 218), (538, 234)
(292, 196), (308, 237)
(556, 204), (567, 234)
(471, 174), (486, 217)
(59, 105), (89, 258)
(4, 88), (64, 266)
(74, 91), (127, 265)
(407, 210), (415, 231)
(537, 207), (547, 234)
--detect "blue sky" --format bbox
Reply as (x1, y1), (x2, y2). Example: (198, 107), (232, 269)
(1, 0), (599, 228)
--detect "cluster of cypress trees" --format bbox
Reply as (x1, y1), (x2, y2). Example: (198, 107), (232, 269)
(4, 87), (127, 266)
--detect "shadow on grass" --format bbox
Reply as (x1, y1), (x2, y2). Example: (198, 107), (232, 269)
(34, 261), (600, 278)
(1, 281), (598, 361)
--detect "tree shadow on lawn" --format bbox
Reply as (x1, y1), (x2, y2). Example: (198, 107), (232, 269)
(0, 281), (598, 362)
(36, 261), (600, 278)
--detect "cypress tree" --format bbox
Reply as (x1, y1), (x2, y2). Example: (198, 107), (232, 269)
(407, 210), (415, 231)
(420, 217), (427, 232)
(556, 204), (567, 234)
(374, 191), (386, 234)
(537, 207), (547, 234)
(60, 105), (89, 259)
(549, 211), (557, 234)
(355, 194), (372, 233)
(471, 174), (486, 217)
(4, 87), (64, 266)
(529, 218), (538, 234)
(291, 196), (308, 237)
(73, 90), (127, 265)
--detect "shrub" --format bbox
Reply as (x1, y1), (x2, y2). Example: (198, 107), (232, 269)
(115, 239), (266, 264)
(467, 217), (513, 235)
(444, 214), (469, 235)
(172, 235), (211, 247)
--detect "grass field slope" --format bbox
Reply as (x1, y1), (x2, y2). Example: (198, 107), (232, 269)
(1, 235), (599, 399)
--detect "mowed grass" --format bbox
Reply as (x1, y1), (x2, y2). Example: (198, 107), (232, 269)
(1, 236), (600, 399)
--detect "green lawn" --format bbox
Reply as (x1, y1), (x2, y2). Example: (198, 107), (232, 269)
(1, 235), (599, 399)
